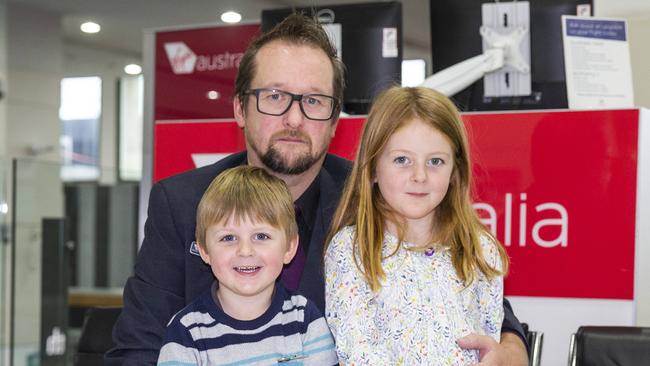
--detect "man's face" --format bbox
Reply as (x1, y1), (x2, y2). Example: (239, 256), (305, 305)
(234, 40), (338, 175)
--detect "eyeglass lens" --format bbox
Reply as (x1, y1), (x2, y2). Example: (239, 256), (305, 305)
(255, 89), (335, 120)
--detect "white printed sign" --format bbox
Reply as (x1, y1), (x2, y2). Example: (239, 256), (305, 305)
(382, 27), (398, 58)
(562, 16), (634, 109)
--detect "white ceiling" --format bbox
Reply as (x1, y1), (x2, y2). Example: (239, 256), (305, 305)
(7, 0), (650, 61)
(7, 0), (432, 58)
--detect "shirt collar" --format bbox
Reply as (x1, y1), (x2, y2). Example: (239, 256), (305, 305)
(293, 174), (320, 230)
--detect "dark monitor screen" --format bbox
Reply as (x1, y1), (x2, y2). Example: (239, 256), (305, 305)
(262, 2), (402, 115)
(430, 0), (593, 111)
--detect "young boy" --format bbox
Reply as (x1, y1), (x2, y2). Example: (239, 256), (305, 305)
(157, 166), (338, 365)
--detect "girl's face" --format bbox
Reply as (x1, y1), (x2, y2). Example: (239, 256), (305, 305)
(374, 118), (454, 231)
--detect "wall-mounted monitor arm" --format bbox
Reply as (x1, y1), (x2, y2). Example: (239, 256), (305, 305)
(422, 1), (531, 98)
(420, 48), (504, 97)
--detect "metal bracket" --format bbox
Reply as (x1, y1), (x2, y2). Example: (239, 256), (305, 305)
(481, 1), (531, 97)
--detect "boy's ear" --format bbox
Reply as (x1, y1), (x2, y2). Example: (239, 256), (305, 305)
(197, 242), (211, 265)
(283, 234), (299, 264)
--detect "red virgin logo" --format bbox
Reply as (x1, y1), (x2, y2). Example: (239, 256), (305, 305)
(163, 42), (197, 74)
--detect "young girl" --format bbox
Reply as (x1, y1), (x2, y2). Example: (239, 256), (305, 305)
(324, 86), (509, 365)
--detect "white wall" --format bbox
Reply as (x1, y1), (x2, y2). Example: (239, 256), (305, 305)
(627, 17), (650, 109)
(63, 43), (141, 184)
(595, 1), (650, 108)
(0, 0), (9, 363)
(5, 4), (64, 365)
(0, 0), (7, 154)
(597, 0), (650, 333)
(636, 109), (650, 327)
(7, 4), (62, 163)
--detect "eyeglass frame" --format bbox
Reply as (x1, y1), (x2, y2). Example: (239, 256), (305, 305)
(242, 88), (340, 121)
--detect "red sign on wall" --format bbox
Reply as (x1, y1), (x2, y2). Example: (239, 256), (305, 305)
(465, 109), (638, 300)
(155, 24), (260, 120)
(153, 118), (365, 182)
(153, 110), (639, 300)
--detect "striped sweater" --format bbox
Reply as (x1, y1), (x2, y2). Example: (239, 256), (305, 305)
(157, 281), (338, 366)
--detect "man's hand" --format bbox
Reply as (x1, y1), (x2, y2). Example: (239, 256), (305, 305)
(457, 332), (528, 366)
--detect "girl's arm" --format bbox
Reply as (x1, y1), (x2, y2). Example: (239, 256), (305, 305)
(324, 227), (388, 364)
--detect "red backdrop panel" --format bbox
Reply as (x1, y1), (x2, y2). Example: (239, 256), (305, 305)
(153, 111), (638, 300)
(155, 24), (260, 120)
(153, 117), (365, 182)
(465, 109), (638, 299)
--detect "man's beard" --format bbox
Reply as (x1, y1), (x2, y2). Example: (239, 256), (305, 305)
(249, 131), (327, 175)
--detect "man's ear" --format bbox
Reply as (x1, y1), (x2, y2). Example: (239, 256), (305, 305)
(283, 234), (299, 264)
(233, 96), (246, 128)
(197, 242), (211, 265)
(330, 116), (339, 138)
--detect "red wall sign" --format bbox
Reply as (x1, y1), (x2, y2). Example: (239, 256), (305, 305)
(153, 118), (365, 182)
(465, 109), (638, 300)
(155, 24), (260, 120)
(153, 110), (638, 300)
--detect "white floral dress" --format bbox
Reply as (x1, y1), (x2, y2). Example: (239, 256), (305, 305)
(324, 226), (503, 366)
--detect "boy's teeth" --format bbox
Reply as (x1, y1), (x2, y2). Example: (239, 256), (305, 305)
(236, 266), (259, 273)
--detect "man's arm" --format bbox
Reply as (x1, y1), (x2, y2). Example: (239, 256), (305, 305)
(457, 298), (529, 366)
(105, 183), (187, 366)
(458, 332), (528, 366)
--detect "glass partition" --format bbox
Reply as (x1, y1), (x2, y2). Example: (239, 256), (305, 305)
(11, 158), (64, 365)
(1, 158), (10, 366)
(7, 158), (139, 365)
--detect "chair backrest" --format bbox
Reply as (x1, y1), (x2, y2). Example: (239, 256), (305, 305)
(527, 330), (543, 366)
(568, 326), (650, 366)
(74, 306), (122, 366)
(522, 322), (543, 366)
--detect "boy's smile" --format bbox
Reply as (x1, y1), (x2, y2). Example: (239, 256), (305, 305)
(198, 215), (298, 320)
(234, 265), (262, 274)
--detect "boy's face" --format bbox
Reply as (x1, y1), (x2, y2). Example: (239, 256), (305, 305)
(198, 215), (298, 307)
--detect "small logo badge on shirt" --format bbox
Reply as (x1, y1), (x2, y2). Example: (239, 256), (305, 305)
(189, 241), (200, 256)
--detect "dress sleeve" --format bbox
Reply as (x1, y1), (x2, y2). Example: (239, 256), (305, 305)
(324, 227), (388, 364)
(477, 234), (505, 342)
(106, 182), (187, 365)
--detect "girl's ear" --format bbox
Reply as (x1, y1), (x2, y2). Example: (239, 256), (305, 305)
(197, 241), (211, 265)
(283, 234), (299, 264)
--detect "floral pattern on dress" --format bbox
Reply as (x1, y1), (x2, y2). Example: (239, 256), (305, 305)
(325, 226), (504, 366)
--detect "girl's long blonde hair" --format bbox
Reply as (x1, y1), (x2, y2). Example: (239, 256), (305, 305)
(326, 86), (508, 292)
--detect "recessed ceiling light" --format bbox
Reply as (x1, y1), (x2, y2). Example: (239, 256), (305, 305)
(124, 64), (142, 75)
(221, 11), (242, 24)
(80, 21), (101, 34)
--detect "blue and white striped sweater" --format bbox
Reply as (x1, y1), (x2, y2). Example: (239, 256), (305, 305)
(158, 281), (338, 366)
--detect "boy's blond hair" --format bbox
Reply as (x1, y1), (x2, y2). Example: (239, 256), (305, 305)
(196, 166), (297, 249)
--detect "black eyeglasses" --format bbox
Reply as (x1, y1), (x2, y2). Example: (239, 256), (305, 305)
(243, 88), (339, 121)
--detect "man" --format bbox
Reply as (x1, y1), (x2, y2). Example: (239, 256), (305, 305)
(107, 13), (528, 366)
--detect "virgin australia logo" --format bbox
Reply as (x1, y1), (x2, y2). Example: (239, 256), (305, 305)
(164, 42), (197, 74)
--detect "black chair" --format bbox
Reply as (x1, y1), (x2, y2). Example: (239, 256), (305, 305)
(568, 326), (650, 366)
(74, 306), (122, 366)
(522, 322), (543, 366)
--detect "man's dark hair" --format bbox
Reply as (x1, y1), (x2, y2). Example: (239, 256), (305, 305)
(234, 12), (345, 118)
